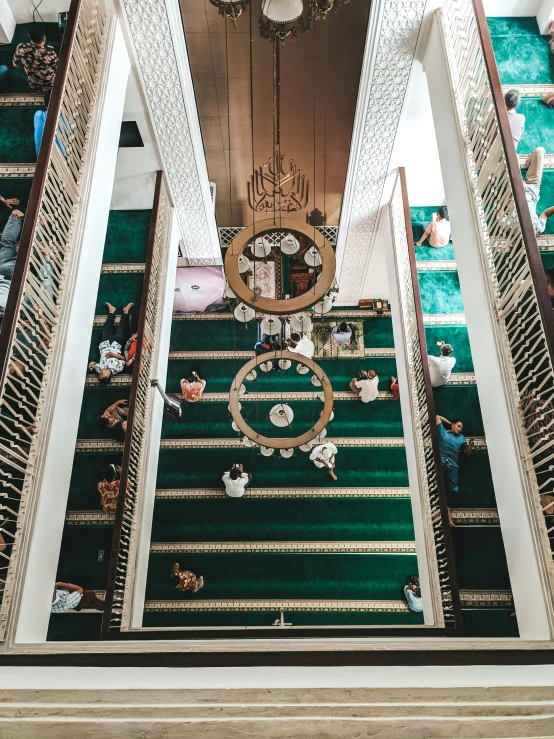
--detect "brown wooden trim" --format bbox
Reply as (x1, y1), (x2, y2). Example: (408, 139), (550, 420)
(398, 168), (464, 633)
(0, 0), (81, 389)
(472, 0), (554, 357)
(2, 648), (553, 667)
(101, 171), (164, 637)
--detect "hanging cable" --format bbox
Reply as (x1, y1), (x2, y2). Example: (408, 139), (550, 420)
(225, 16), (233, 225)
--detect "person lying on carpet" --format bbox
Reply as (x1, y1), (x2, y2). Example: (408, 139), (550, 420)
(51, 581), (105, 613)
(180, 370), (206, 402)
(88, 302), (134, 385)
(171, 563), (204, 593)
(414, 206), (451, 248)
(0, 210), (24, 317)
(349, 369), (379, 403)
(310, 442), (338, 481)
(428, 342), (456, 388)
(222, 463), (251, 498)
(403, 575), (423, 614)
(96, 398), (128, 442)
(521, 147), (554, 236)
(286, 332), (315, 360)
(331, 322), (352, 347)
(436, 415), (474, 528)
(97, 463), (129, 514)
(504, 89), (525, 149)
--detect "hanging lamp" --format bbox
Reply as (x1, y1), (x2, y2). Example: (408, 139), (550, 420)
(288, 312), (313, 334)
(260, 315), (282, 335)
(269, 403), (294, 427)
(209, 0), (251, 25)
(280, 233), (300, 255)
(234, 302), (256, 323)
(251, 236), (272, 258)
(313, 295), (334, 316)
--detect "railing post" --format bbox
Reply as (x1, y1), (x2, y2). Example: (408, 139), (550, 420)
(389, 169), (463, 632)
(101, 172), (172, 635)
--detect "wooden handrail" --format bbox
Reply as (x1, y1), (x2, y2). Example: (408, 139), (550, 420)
(398, 168), (464, 633)
(101, 171), (164, 636)
(0, 0), (81, 384)
(472, 0), (554, 360)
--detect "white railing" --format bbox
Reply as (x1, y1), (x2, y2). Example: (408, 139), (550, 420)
(0, 0), (110, 640)
(103, 174), (172, 633)
(389, 171), (460, 629)
(441, 0), (554, 590)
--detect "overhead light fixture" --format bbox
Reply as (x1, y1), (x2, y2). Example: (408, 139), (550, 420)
(280, 233), (300, 255)
(251, 236), (272, 258)
(288, 312), (313, 334)
(269, 403), (294, 427)
(313, 295), (334, 315)
(234, 302), (256, 322)
(260, 315), (283, 335)
(260, 0), (349, 42)
(209, 0), (252, 26)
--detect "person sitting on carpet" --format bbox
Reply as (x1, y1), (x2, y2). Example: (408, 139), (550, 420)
(414, 206), (451, 248)
(521, 147), (554, 236)
(504, 89), (525, 149)
(88, 302), (134, 385)
(331, 322), (352, 347)
(349, 369), (379, 403)
(428, 341), (456, 388)
(96, 398), (128, 442)
(403, 575), (423, 613)
(171, 563), (204, 593)
(222, 463), (251, 498)
(255, 334), (280, 355)
(310, 442), (338, 481)
(97, 463), (127, 514)
(286, 332), (315, 360)
(436, 415), (474, 527)
(51, 581), (105, 612)
(180, 370), (206, 403)
(13, 24), (59, 94)
(390, 376), (400, 400)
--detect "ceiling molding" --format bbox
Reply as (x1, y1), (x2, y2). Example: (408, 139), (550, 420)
(336, 0), (427, 304)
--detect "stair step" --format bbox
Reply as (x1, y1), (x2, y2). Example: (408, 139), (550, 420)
(171, 309), (392, 320)
(149, 540), (417, 554)
(155, 487), (411, 499)
(0, 163), (35, 177)
(423, 313), (466, 324)
(0, 92), (44, 106)
(100, 263), (146, 274)
(143, 598), (410, 613)
(450, 508), (499, 525)
(502, 83), (554, 97)
(416, 260), (457, 270)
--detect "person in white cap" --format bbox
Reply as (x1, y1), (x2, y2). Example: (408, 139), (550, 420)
(309, 442), (338, 480)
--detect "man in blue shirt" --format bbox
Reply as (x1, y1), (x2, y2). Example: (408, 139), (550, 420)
(436, 415), (474, 526)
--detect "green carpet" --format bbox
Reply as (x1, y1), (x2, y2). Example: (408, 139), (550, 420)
(0, 177), (32, 231)
(462, 609), (519, 637)
(156, 446), (409, 489)
(67, 452), (124, 510)
(542, 252), (554, 272)
(163, 398), (404, 439)
(424, 325), (473, 373)
(57, 526), (113, 590)
(47, 613), (102, 641)
(433, 385), (484, 436)
(77, 387), (130, 438)
(488, 17), (554, 85)
(452, 527), (511, 590)
(145, 552), (420, 601)
(151, 497), (415, 542)
(0, 106), (42, 162)
(517, 99), (554, 155)
(165, 357), (398, 395)
(102, 210), (152, 263)
(0, 23), (62, 94)
(95, 272), (144, 314)
(418, 271), (465, 314)
(457, 451), (497, 508)
(142, 610), (424, 628)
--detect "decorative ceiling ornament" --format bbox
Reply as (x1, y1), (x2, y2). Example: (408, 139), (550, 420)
(247, 150), (309, 213)
(209, 0), (252, 26)
(225, 217), (336, 315)
(259, 0), (349, 42)
(229, 351), (333, 448)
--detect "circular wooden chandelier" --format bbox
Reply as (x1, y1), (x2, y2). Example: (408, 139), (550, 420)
(229, 350), (333, 449)
(225, 217), (336, 316)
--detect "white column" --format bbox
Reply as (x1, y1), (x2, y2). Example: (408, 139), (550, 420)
(13, 21), (130, 644)
(424, 16), (552, 640)
(538, 0), (554, 33)
(0, 0), (15, 44)
(335, 0), (427, 305)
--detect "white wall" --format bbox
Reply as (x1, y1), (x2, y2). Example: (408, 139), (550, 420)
(111, 67), (161, 210)
(14, 20), (130, 644)
(7, 0), (69, 24)
(483, 0), (540, 14)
